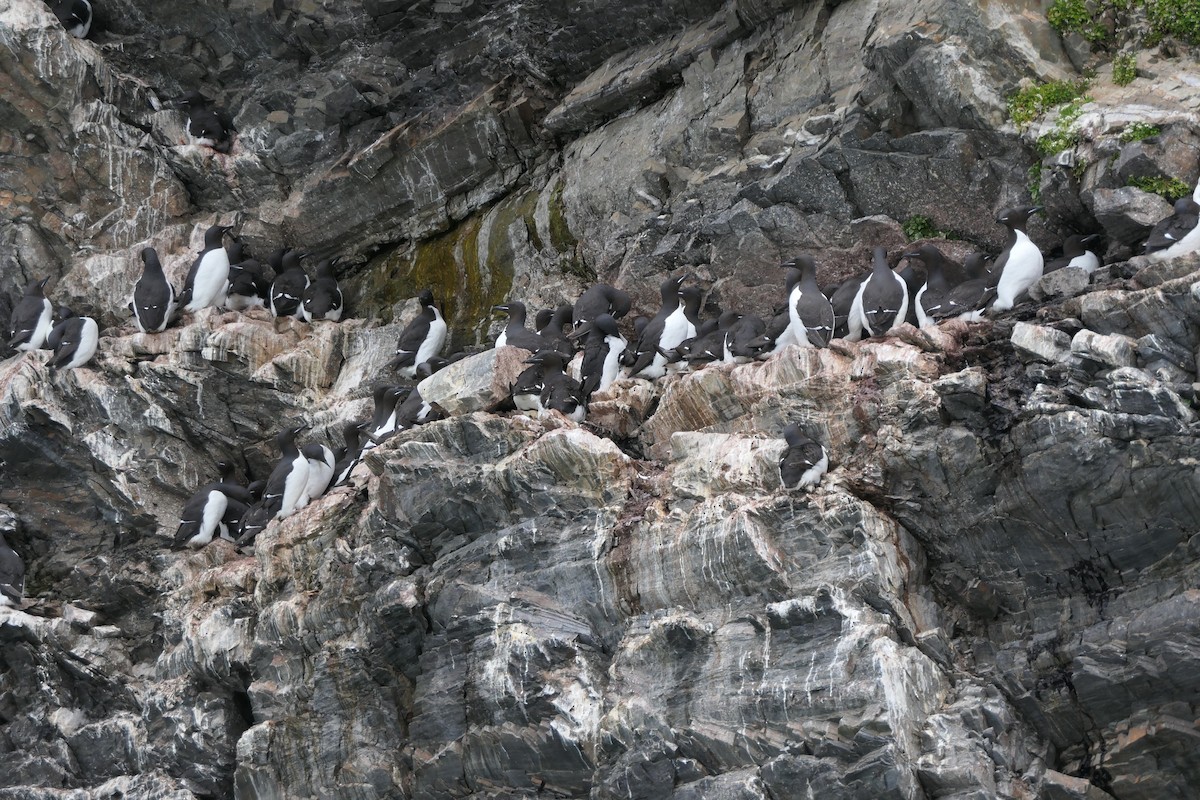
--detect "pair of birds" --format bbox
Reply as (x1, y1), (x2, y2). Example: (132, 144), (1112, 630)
(132, 224), (345, 334)
(7, 278), (99, 370)
(174, 424), (341, 549)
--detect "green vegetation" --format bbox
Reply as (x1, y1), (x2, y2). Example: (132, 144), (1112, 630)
(1035, 99), (1089, 155)
(1048, 0), (1200, 47)
(1112, 53), (1138, 84)
(903, 215), (948, 241)
(1048, 0), (1116, 43)
(1028, 163), (1045, 204)
(1146, 0), (1200, 44)
(1128, 175), (1192, 200)
(1119, 121), (1161, 142)
(1008, 80), (1090, 127)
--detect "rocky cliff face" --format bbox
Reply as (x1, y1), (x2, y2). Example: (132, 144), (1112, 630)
(3, 0), (1200, 798)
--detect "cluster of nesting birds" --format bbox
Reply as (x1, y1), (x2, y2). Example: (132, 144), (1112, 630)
(7, 0), (1200, 576)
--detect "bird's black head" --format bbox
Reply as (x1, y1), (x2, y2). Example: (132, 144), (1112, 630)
(418, 289), (436, 307)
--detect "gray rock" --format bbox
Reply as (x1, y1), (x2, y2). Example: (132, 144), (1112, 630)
(1011, 322), (1072, 363)
(417, 347), (532, 415)
(1029, 266), (1091, 302)
(1088, 187), (1173, 245)
(1071, 329), (1139, 369)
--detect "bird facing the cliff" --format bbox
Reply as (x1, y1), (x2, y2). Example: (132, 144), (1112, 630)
(1144, 197), (1200, 261)
(177, 91), (235, 154)
(779, 424), (828, 490)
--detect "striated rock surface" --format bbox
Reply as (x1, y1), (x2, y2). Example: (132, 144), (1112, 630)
(4, 0), (1200, 798)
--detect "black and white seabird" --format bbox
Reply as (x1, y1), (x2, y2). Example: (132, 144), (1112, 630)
(723, 313), (767, 363)
(46, 306), (99, 370)
(388, 290), (447, 378)
(942, 251), (994, 322)
(669, 310), (739, 367)
(301, 258), (344, 322)
(269, 249), (310, 319)
(628, 274), (693, 379)
(576, 313), (627, 401)
(7, 277), (54, 352)
(0, 530), (24, 606)
(904, 244), (960, 328)
(53, 0), (92, 38)
(493, 301), (545, 352)
(829, 273), (868, 341)
(779, 424), (829, 490)
(527, 350), (586, 422)
(332, 421), (370, 487)
(1144, 197), (1200, 260)
(181, 224), (233, 312)
(572, 284), (632, 337)
(848, 247), (908, 340)
(261, 424), (311, 521)
(510, 360), (546, 412)
(299, 443), (336, 507)
(133, 247), (177, 333)
(178, 91), (235, 154)
(784, 255), (835, 348)
(989, 205), (1044, 312)
(537, 304), (576, 356)
(1045, 234), (1102, 274)
(226, 258), (270, 311)
(173, 462), (241, 550)
(362, 385), (409, 450)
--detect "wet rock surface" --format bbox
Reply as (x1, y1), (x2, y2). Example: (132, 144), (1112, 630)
(4, 0), (1200, 798)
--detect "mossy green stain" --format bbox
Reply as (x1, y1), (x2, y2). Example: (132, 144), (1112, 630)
(546, 177), (595, 282)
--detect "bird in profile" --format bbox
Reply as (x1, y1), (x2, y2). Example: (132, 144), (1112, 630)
(46, 306), (99, 370)
(180, 223), (234, 312)
(1045, 234), (1102, 273)
(988, 205), (1044, 312)
(493, 301), (545, 351)
(172, 462), (246, 549)
(783, 254), (835, 348)
(1144, 197), (1200, 260)
(388, 290), (447, 378)
(779, 424), (828, 490)
(7, 277), (54, 352)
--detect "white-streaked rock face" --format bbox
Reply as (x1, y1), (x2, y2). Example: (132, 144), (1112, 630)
(5, 0), (1200, 797)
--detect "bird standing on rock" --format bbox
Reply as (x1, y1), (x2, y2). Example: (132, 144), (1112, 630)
(181, 224), (234, 313)
(783, 254), (835, 348)
(493, 301), (545, 351)
(0, 530), (25, 606)
(301, 257), (344, 322)
(132, 247), (177, 333)
(779, 424), (828, 490)
(988, 205), (1044, 312)
(628, 273), (692, 379)
(270, 250), (310, 319)
(1144, 197), (1200, 260)
(177, 91), (235, 154)
(8, 278), (54, 352)
(388, 290), (447, 378)
(46, 306), (99, 370)
(848, 247), (908, 340)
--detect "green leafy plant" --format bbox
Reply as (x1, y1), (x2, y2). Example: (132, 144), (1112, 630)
(1035, 99), (1090, 155)
(1128, 175), (1191, 201)
(1008, 80), (1090, 127)
(1145, 0), (1200, 45)
(1112, 53), (1137, 84)
(902, 215), (950, 241)
(1048, 0), (1115, 43)
(1028, 162), (1045, 204)
(1119, 122), (1161, 143)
